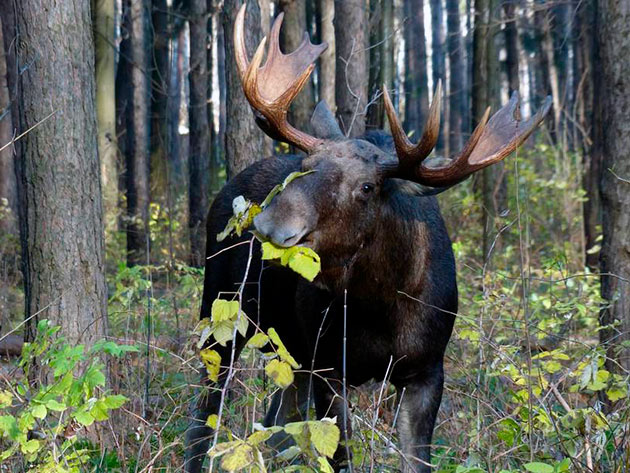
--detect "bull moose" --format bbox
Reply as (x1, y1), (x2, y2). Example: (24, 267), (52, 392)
(185, 5), (551, 472)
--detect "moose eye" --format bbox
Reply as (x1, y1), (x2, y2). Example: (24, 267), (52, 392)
(361, 183), (375, 194)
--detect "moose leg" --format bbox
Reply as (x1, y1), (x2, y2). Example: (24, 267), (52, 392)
(184, 338), (246, 473)
(313, 376), (352, 471)
(263, 372), (311, 452)
(396, 367), (444, 473)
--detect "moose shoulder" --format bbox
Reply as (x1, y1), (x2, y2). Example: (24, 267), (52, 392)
(184, 5), (551, 472)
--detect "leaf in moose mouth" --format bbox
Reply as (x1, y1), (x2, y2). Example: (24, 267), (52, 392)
(261, 241), (321, 282)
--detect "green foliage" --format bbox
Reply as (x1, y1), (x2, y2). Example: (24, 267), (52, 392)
(0, 320), (135, 471)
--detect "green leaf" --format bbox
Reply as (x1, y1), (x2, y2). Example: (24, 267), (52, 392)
(268, 328), (299, 369)
(45, 399), (66, 412)
(103, 394), (127, 409)
(200, 348), (222, 382)
(523, 462), (554, 473)
(261, 241), (288, 261)
(0, 415), (19, 440)
(213, 321), (236, 346)
(0, 390), (12, 408)
(606, 387), (627, 401)
(21, 439), (40, 454)
(309, 419), (340, 458)
(247, 333), (269, 349)
(206, 414), (219, 429)
(212, 299), (240, 322)
(265, 359), (294, 389)
(74, 411), (95, 426)
(220, 441), (255, 472)
(260, 170), (316, 208)
(317, 456), (334, 473)
(31, 404), (47, 420)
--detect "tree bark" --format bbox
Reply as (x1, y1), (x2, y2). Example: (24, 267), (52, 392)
(95, 0), (118, 232)
(124, 0), (151, 265)
(316, 0), (336, 110)
(446, 0), (464, 152)
(15, 0), (107, 345)
(367, 0), (393, 129)
(430, 0), (446, 152)
(0, 18), (17, 240)
(279, 0), (314, 135)
(334, 0), (368, 137)
(403, 0), (429, 135)
(223, 0), (265, 178)
(189, 0), (210, 266)
(503, 1), (519, 94)
(598, 0), (630, 374)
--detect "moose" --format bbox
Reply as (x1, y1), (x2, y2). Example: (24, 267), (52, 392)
(185, 5), (551, 472)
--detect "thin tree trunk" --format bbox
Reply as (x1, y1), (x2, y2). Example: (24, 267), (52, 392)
(95, 0), (118, 232)
(430, 0), (446, 152)
(403, 0), (429, 134)
(446, 0), (464, 152)
(279, 0), (314, 135)
(223, 0), (265, 178)
(503, 0), (519, 94)
(598, 0), (630, 375)
(126, 0), (151, 265)
(15, 0), (107, 346)
(334, 0), (368, 137)
(367, 0), (393, 129)
(316, 0), (336, 110)
(189, 0), (210, 266)
(0, 18), (17, 240)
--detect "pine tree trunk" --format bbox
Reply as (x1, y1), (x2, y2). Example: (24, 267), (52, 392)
(189, 0), (210, 266)
(334, 0), (368, 137)
(279, 0), (314, 135)
(95, 0), (118, 232)
(15, 0), (107, 345)
(598, 0), (630, 374)
(430, 0), (446, 152)
(403, 0), (429, 134)
(503, 1), (519, 93)
(0, 18), (17, 240)
(446, 0), (464, 152)
(223, 0), (265, 178)
(124, 0), (151, 265)
(316, 0), (336, 110)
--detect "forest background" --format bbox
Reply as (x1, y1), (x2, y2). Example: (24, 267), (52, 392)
(0, 0), (629, 472)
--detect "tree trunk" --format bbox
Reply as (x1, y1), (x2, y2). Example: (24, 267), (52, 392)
(0, 18), (17, 241)
(598, 0), (630, 374)
(279, 0), (314, 135)
(95, 0), (118, 233)
(367, 0), (393, 129)
(403, 0), (429, 135)
(503, 1), (519, 94)
(15, 0), (107, 345)
(430, 0), (446, 152)
(189, 0), (210, 266)
(316, 0), (336, 110)
(446, 0), (464, 152)
(223, 0), (265, 178)
(334, 0), (368, 137)
(124, 0), (151, 265)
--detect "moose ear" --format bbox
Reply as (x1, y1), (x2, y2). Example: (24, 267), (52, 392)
(310, 101), (344, 140)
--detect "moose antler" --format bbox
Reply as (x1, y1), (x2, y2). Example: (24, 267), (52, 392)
(382, 86), (552, 187)
(234, 4), (327, 152)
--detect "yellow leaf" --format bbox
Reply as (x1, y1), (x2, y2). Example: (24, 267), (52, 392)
(206, 414), (219, 429)
(247, 430), (272, 446)
(221, 442), (254, 471)
(261, 241), (287, 261)
(309, 419), (340, 458)
(318, 456), (335, 473)
(212, 299), (240, 322)
(268, 328), (300, 369)
(247, 333), (269, 349)
(265, 359), (294, 389)
(200, 349), (222, 382)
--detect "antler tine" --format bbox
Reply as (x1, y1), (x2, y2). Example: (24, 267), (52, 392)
(383, 81), (442, 170)
(384, 90), (552, 188)
(233, 4), (328, 152)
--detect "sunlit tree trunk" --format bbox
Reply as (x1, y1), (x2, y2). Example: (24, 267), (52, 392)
(403, 0), (429, 134)
(223, 0), (265, 177)
(279, 0), (314, 136)
(598, 0), (630, 375)
(189, 0), (210, 266)
(316, 0), (336, 110)
(334, 0), (368, 137)
(15, 0), (107, 346)
(446, 0), (464, 152)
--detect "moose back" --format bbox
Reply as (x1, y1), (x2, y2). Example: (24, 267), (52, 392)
(184, 5), (551, 472)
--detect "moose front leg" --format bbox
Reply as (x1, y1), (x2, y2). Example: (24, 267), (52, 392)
(313, 375), (352, 472)
(396, 367), (445, 473)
